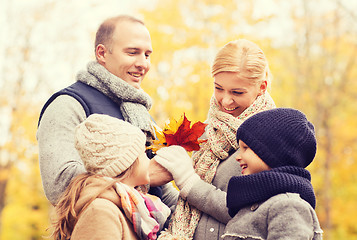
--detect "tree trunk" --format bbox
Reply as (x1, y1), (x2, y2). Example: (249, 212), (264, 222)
(0, 165), (10, 236)
(321, 110), (332, 239)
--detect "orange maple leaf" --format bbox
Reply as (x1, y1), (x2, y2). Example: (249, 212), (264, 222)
(164, 114), (207, 152)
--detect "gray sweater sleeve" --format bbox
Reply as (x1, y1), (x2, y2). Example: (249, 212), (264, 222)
(186, 179), (231, 224)
(186, 152), (240, 224)
(37, 95), (87, 205)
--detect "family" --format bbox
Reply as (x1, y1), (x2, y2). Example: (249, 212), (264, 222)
(36, 15), (323, 240)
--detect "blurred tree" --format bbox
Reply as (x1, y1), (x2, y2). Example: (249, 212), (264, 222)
(268, 0), (357, 239)
(0, 104), (50, 240)
(0, 1), (54, 238)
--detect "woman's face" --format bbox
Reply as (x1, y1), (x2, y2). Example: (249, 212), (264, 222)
(214, 72), (267, 117)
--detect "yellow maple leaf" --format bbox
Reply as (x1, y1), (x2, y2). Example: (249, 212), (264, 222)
(163, 115), (184, 134)
(149, 116), (184, 152)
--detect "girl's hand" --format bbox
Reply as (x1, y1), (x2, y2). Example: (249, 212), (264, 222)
(154, 145), (198, 190)
(149, 159), (173, 187)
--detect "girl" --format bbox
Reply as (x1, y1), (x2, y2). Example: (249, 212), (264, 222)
(223, 108), (323, 239)
(154, 39), (276, 240)
(51, 114), (170, 240)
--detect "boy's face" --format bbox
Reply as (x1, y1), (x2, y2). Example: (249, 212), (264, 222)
(236, 140), (271, 175)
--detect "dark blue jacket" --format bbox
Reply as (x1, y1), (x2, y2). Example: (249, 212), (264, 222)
(38, 81), (124, 124)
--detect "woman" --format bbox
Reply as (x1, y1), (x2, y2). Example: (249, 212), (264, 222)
(155, 39), (276, 240)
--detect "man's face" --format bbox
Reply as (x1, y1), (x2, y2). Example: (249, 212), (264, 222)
(99, 21), (153, 89)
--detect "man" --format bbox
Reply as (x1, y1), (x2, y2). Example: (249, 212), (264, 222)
(37, 15), (176, 207)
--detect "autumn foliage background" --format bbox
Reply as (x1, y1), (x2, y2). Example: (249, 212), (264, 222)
(1, 0), (356, 239)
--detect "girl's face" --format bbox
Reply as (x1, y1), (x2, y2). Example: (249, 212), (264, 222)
(125, 149), (151, 187)
(214, 72), (267, 117)
(236, 140), (271, 175)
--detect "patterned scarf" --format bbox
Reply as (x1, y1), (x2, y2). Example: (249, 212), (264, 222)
(227, 166), (316, 217)
(76, 61), (154, 142)
(158, 92), (276, 240)
(115, 182), (171, 240)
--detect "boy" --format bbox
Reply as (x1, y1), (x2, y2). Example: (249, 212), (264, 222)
(223, 108), (323, 240)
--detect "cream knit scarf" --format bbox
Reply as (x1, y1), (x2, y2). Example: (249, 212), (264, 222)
(76, 61), (154, 142)
(159, 92), (276, 240)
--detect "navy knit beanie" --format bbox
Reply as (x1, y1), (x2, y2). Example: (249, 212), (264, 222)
(236, 108), (317, 168)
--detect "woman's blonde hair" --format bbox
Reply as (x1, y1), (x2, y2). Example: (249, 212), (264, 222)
(211, 39), (271, 86)
(51, 158), (140, 239)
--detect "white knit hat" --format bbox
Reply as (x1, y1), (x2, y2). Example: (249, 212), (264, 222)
(75, 114), (146, 177)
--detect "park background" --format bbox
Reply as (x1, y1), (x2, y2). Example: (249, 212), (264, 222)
(0, 0), (356, 239)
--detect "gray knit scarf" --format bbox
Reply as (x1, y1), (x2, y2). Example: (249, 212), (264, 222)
(76, 61), (154, 142)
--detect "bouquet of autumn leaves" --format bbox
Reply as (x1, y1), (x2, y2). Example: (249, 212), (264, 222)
(149, 114), (207, 153)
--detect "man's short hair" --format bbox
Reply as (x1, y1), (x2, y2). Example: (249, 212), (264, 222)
(94, 15), (145, 53)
